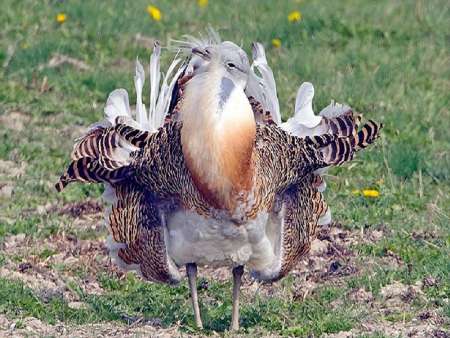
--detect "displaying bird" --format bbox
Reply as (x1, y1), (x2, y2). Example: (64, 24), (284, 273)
(56, 34), (382, 331)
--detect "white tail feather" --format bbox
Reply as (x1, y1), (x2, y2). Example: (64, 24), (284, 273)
(135, 58), (148, 129)
(281, 82), (325, 137)
(101, 42), (186, 132)
(246, 42), (281, 124)
(318, 208), (331, 226)
(319, 100), (352, 118)
(154, 57), (183, 128)
(149, 42), (161, 131)
(293, 82), (322, 128)
(104, 89), (131, 125)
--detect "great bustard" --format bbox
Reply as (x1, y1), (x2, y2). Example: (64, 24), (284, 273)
(56, 34), (382, 331)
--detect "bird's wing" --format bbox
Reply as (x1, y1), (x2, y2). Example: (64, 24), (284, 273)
(105, 182), (181, 284)
(244, 45), (359, 194)
(255, 114), (381, 194)
(57, 37), (189, 188)
(56, 44), (190, 283)
(251, 176), (328, 281)
(56, 117), (153, 192)
(57, 115), (185, 285)
(252, 118), (381, 281)
(280, 82), (360, 194)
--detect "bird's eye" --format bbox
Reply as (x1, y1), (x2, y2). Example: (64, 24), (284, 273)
(227, 62), (236, 69)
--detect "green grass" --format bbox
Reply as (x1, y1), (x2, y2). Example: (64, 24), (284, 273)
(0, 273), (355, 335)
(0, 0), (449, 336)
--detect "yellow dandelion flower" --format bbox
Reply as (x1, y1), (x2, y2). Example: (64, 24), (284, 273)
(288, 10), (302, 22)
(198, 0), (208, 8)
(272, 38), (281, 48)
(147, 5), (162, 21)
(362, 189), (380, 198)
(56, 13), (67, 24)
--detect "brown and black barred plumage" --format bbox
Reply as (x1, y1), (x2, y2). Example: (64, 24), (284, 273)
(56, 111), (381, 282)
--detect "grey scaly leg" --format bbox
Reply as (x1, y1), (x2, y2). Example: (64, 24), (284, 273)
(230, 265), (244, 331)
(186, 263), (203, 329)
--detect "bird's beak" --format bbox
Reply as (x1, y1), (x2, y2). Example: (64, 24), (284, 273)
(192, 47), (211, 61)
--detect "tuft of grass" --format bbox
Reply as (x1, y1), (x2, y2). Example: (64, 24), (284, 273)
(384, 311), (414, 323)
(388, 137), (424, 179)
(38, 248), (57, 260)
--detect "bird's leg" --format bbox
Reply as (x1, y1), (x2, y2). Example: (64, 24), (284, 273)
(186, 263), (203, 329)
(230, 265), (244, 331)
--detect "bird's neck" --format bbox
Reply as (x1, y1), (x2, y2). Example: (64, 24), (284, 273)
(180, 68), (256, 211)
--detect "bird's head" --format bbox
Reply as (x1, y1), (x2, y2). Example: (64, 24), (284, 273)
(191, 41), (250, 90)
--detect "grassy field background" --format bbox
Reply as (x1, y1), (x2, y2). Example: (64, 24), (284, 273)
(0, 0), (449, 336)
